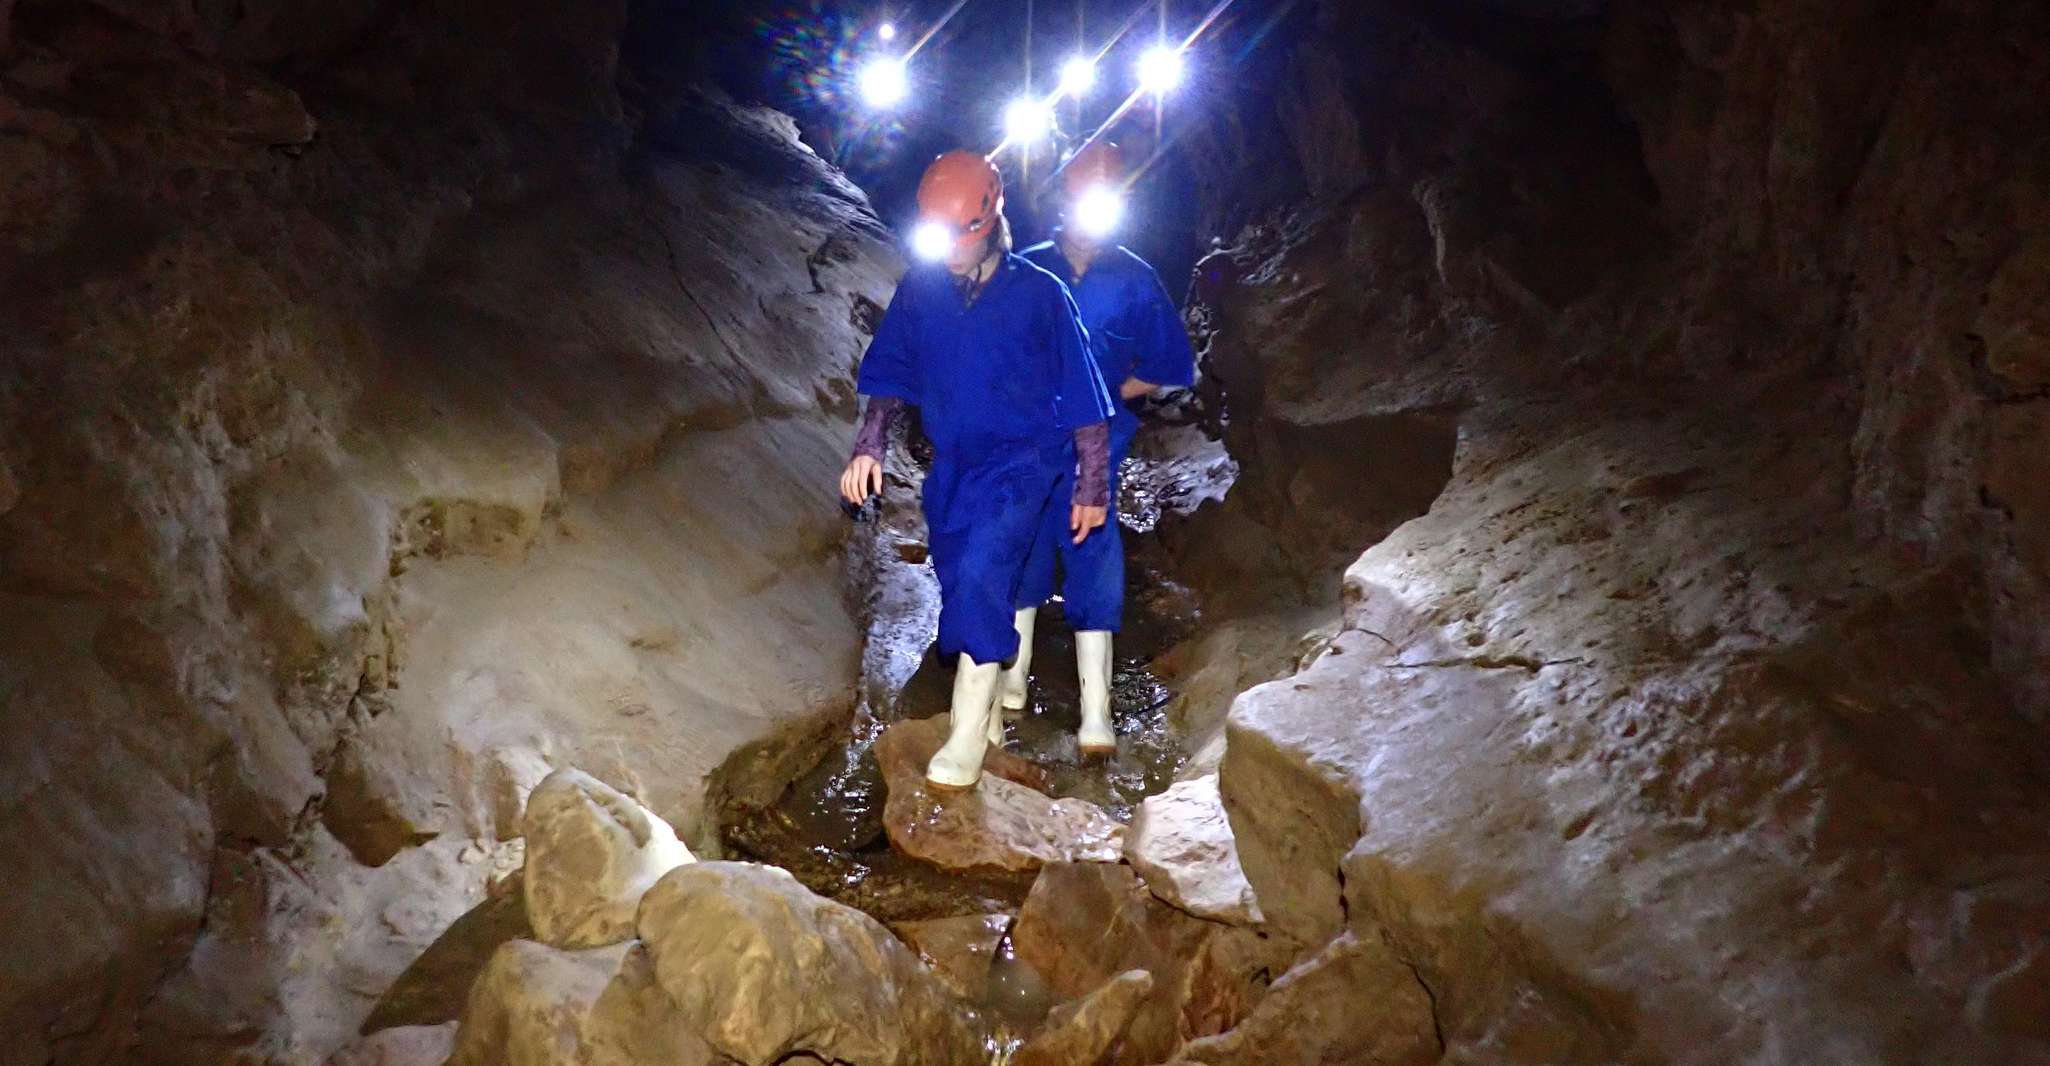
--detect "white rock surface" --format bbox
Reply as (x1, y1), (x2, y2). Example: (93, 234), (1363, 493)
(1125, 774), (1264, 925)
(523, 769), (694, 949)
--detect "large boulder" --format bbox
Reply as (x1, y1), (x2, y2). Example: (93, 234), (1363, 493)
(636, 861), (987, 1066)
(1124, 774), (1263, 926)
(446, 939), (719, 1066)
(523, 769), (695, 949)
(1011, 862), (1279, 1064)
(874, 718), (1124, 876)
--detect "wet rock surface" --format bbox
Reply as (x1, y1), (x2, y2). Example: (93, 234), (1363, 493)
(889, 914), (1012, 1002)
(1012, 969), (1156, 1066)
(1167, 931), (1440, 1066)
(874, 718), (1127, 877)
(1011, 862), (1281, 1064)
(1124, 774), (1263, 925)
(1173, 2), (2050, 1062)
(636, 861), (988, 1066)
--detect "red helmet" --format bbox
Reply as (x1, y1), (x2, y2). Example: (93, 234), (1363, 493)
(1061, 140), (1127, 199)
(917, 150), (1004, 256)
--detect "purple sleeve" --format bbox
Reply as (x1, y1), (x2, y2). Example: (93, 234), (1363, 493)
(852, 396), (905, 462)
(1072, 422), (1111, 508)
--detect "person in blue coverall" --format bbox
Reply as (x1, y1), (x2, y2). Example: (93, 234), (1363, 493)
(1005, 141), (1198, 755)
(839, 149), (1116, 790)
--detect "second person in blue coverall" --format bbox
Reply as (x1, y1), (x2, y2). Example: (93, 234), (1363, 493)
(838, 149), (1116, 790)
(1005, 141), (1198, 755)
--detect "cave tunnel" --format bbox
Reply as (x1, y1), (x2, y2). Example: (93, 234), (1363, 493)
(1, 0), (2048, 1064)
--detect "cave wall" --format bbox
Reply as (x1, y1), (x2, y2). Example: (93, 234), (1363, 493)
(0, 2), (896, 1062)
(1187, 0), (2050, 1061)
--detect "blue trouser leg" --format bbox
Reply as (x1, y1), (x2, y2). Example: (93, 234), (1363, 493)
(1014, 421), (1131, 631)
(926, 449), (1063, 666)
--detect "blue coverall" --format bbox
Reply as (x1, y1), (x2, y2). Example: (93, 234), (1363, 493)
(857, 254), (1115, 665)
(1014, 241), (1198, 631)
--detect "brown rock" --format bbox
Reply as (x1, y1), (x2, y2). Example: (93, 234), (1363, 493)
(1011, 862), (1268, 1063)
(636, 862), (985, 1066)
(1125, 774), (1263, 926)
(1170, 931), (1439, 1066)
(1977, 235), (2050, 392)
(890, 914), (1011, 1001)
(873, 714), (1055, 794)
(0, 26), (900, 1062)
(1014, 969), (1155, 1066)
(874, 718), (1123, 876)
(522, 768), (695, 950)
(446, 938), (720, 1066)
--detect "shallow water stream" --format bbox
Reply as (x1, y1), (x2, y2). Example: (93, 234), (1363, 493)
(719, 415), (1234, 1033)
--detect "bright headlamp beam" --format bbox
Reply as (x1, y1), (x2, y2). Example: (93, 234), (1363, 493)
(1003, 96), (1055, 144)
(1136, 44), (1186, 94)
(857, 56), (910, 109)
(910, 222), (954, 262)
(1072, 185), (1125, 238)
(1059, 56), (1097, 96)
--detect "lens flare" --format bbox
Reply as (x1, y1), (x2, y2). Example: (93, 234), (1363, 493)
(858, 56), (910, 108)
(1137, 45), (1186, 94)
(1059, 56), (1097, 96)
(911, 221), (954, 261)
(1072, 185), (1126, 238)
(878, 21), (897, 41)
(1003, 96), (1054, 144)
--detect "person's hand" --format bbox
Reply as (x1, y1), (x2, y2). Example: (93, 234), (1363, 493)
(841, 455), (883, 505)
(1071, 504), (1107, 544)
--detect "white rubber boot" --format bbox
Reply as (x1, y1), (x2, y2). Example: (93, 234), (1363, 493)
(986, 682), (1006, 748)
(999, 607), (1038, 711)
(1076, 630), (1116, 756)
(927, 654), (1001, 791)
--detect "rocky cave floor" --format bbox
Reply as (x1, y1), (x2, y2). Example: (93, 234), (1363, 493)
(346, 401), (1310, 1066)
(9, 1), (2050, 1063)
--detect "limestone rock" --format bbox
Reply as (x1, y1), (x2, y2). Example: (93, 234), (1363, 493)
(363, 876), (532, 1032)
(326, 1023), (458, 1066)
(1169, 931), (1438, 1066)
(0, 12), (897, 1054)
(447, 940), (623, 1066)
(447, 938), (718, 1066)
(1125, 774), (1263, 925)
(1012, 862), (1274, 1063)
(1014, 969), (1155, 1066)
(636, 861), (986, 1066)
(523, 769), (695, 949)
(873, 718), (1123, 876)
(890, 914), (1011, 1001)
